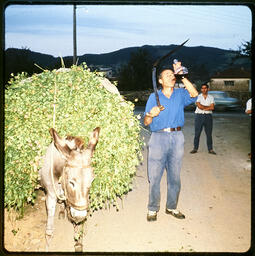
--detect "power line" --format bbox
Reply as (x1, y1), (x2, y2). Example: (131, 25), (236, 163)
(141, 5), (251, 28)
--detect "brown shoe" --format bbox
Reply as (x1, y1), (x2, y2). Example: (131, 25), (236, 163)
(165, 209), (185, 219)
(190, 149), (198, 154)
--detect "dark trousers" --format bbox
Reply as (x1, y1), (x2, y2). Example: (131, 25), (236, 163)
(194, 114), (213, 151)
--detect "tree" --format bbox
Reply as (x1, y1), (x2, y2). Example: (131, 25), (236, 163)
(189, 63), (210, 83)
(5, 47), (41, 86)
(237, 41), (251, 58)
(231, 40), (252, 64)
(118, 49), (153, 90)
(228, 40), (252, 69)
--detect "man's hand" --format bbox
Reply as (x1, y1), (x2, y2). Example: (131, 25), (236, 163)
(149, 106), (161, 117)
(246, 109), (252, 115)
(197, 102), (214, 111)
(144, 106), (161, 126)
(173, 60), (198, 97)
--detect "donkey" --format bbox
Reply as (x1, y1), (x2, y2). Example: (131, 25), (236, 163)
(39, 127), (100, 252)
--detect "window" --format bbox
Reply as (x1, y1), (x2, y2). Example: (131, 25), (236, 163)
(224, 80), (234, 86)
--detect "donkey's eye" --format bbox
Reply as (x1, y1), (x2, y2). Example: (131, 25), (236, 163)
(69, 180), (75, 188)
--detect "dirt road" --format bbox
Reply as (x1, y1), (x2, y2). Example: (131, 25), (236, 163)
(4, 111), (251, 254)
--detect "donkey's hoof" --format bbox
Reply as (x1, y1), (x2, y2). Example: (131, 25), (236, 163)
(45, 233), (53, 250)
(45, 229), (53, 236)
(74, 242), (83, 252)
(58, 210), (65, 219)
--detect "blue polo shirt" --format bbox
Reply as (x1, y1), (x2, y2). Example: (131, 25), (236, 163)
(145, 88), (197, 132)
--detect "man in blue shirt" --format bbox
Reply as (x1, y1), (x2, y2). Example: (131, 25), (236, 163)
(144, 62), (198, 221)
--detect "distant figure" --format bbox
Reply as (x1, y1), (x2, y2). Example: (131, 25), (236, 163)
(245, 98), (252, 159)
(190, 83), (216, 155)
(245, 98), (252, 115)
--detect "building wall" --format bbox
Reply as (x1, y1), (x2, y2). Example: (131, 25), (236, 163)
(209, 78), (250, 92)
(98, 68), (113, 78)
(209, 78), (251, 107)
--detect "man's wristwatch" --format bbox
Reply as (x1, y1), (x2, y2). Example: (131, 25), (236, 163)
(145, 112), (154, 118)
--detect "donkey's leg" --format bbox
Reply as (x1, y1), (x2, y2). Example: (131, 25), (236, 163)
(45, 193), (57, 250)
(73, 222), (85, 252)
(56, 183), (66, 219)
(58, 201), (66, 219)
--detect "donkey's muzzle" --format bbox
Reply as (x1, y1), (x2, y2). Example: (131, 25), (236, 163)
(70, 207), (87, 219)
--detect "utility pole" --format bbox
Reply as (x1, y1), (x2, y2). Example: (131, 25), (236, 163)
(73, 4), (77, 65)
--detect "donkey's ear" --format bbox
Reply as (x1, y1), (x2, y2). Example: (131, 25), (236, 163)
(49, 128), (71, 158)
(86, 127), (100, 152)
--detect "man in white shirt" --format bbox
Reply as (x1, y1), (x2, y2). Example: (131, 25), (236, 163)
(190, 83), (216, 154)
(245, 98), (252, 159)
(245, 98), (252, 115)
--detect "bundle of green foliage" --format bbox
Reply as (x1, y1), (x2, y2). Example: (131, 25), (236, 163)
(5, 64), (142, 215)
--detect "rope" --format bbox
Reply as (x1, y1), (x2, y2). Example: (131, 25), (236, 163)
(50, 75), (66, 201)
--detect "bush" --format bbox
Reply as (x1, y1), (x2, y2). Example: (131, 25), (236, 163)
(5, 64), (142, 215)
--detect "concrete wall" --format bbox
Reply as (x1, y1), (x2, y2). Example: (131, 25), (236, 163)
(209, 78), (250, 92)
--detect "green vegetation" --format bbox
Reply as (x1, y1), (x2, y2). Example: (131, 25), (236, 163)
(5, 64), (142, 216)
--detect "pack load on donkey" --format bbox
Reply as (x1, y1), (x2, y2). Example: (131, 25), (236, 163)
(5, 64), (143, 251)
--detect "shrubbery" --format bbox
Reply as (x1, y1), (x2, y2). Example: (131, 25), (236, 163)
(5, 64), (142, 215)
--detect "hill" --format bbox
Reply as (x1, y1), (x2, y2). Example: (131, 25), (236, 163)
(76, 44), (250, 76)
(4, 44), (251, 86)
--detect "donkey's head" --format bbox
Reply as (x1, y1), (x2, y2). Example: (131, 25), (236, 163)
(50, 127), (100, 223)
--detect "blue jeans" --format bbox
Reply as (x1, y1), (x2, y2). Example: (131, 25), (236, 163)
(193, 114), (213, 151)
(147, 131), (184, 211)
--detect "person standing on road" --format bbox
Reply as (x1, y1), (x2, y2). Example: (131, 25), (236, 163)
(190, 83), (216, 155)
(144, 61), (198, 222)
(245, 98), (252, 115)
(245, 98), (252, 159)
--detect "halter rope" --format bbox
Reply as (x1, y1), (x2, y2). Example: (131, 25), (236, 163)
(50, 74), (67, 201)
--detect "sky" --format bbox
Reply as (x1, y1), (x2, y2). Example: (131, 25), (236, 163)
(4, 4), (252, 57)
